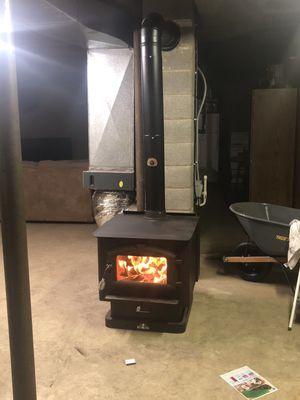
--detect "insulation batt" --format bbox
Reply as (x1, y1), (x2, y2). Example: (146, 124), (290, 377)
(92, 191), (133, 227)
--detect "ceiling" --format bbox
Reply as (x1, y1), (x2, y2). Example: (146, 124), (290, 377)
(12, 0), (137, 48)
(196, 0), (300, 70)
(196, 0), (300, 42)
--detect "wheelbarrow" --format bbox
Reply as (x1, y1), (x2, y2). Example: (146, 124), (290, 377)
(223, 202), (300, 282)
(224, 202), (300, 330)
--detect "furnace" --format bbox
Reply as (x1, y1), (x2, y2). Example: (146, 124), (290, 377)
(93, 13), (200, 333)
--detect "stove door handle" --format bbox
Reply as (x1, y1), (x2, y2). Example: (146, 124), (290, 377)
(99, 263), (112, 292)
(99, 278), (106, 292)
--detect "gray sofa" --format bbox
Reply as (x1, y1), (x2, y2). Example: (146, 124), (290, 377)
(23, 160), (93, 222)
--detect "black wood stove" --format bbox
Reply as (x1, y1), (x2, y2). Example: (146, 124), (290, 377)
(94, 14), (200, 333)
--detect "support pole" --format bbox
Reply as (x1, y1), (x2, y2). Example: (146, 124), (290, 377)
(0, 1), (37, 398)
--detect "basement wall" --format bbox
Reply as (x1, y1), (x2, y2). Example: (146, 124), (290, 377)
(163, 20), (195, 213)
(143, 1), (196, 213)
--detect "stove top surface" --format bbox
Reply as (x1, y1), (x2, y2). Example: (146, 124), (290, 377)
(94, 212), (199, 241)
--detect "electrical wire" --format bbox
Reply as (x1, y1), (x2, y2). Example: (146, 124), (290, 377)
(195, 67), (208, 206)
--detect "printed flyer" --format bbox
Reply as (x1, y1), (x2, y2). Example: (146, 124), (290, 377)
(221, 366), (278, 399)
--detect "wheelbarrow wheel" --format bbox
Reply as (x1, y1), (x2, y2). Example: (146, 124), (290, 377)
(234, 242), (272, 282)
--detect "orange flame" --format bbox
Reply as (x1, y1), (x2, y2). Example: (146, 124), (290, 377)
(116, 255), (167, 284)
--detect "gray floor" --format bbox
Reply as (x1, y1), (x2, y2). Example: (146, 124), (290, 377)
(0, 214), (300, 399)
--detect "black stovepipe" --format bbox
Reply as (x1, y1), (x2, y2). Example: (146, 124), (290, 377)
(140, 14), (180, 216)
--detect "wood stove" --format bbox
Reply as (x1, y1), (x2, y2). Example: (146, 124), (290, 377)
(94, 14), (200, 333)
(95, 212), (199, 333)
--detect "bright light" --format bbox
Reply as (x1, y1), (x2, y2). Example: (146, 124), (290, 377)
(0, 0), (14, 53)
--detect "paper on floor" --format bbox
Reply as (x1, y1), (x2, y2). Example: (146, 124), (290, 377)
(125, 358), (136, 366)
(221, 366), (278, 399)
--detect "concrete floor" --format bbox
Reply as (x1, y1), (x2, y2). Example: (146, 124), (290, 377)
(1, 217), (300, 399)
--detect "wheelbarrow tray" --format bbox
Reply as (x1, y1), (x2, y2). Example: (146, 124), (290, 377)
(230, 202), (300, 257)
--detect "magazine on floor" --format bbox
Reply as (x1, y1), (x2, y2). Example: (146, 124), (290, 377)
(221, 366), (278, 399)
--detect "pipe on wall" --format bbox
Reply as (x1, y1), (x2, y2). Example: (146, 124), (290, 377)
(140, 14), (180, 215)
(133, 29), (144, 212)
(0, 1), (37, 398)
(140, 19), (165, 215)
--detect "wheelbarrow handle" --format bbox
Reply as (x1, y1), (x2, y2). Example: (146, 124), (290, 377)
(223, 256), (285, 264)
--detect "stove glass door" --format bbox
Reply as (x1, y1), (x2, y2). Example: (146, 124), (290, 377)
(116, 255), (168, 285)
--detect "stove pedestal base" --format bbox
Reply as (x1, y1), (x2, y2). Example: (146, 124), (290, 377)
(105, 307), (190, 334)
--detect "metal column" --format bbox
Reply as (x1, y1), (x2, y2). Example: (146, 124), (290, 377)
(0, 0), (37, 398)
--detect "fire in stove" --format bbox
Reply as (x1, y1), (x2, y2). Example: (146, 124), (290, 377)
(116, 255), (168, 284)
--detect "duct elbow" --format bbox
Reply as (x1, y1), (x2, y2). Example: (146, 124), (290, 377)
(141, 13), (181, 51)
